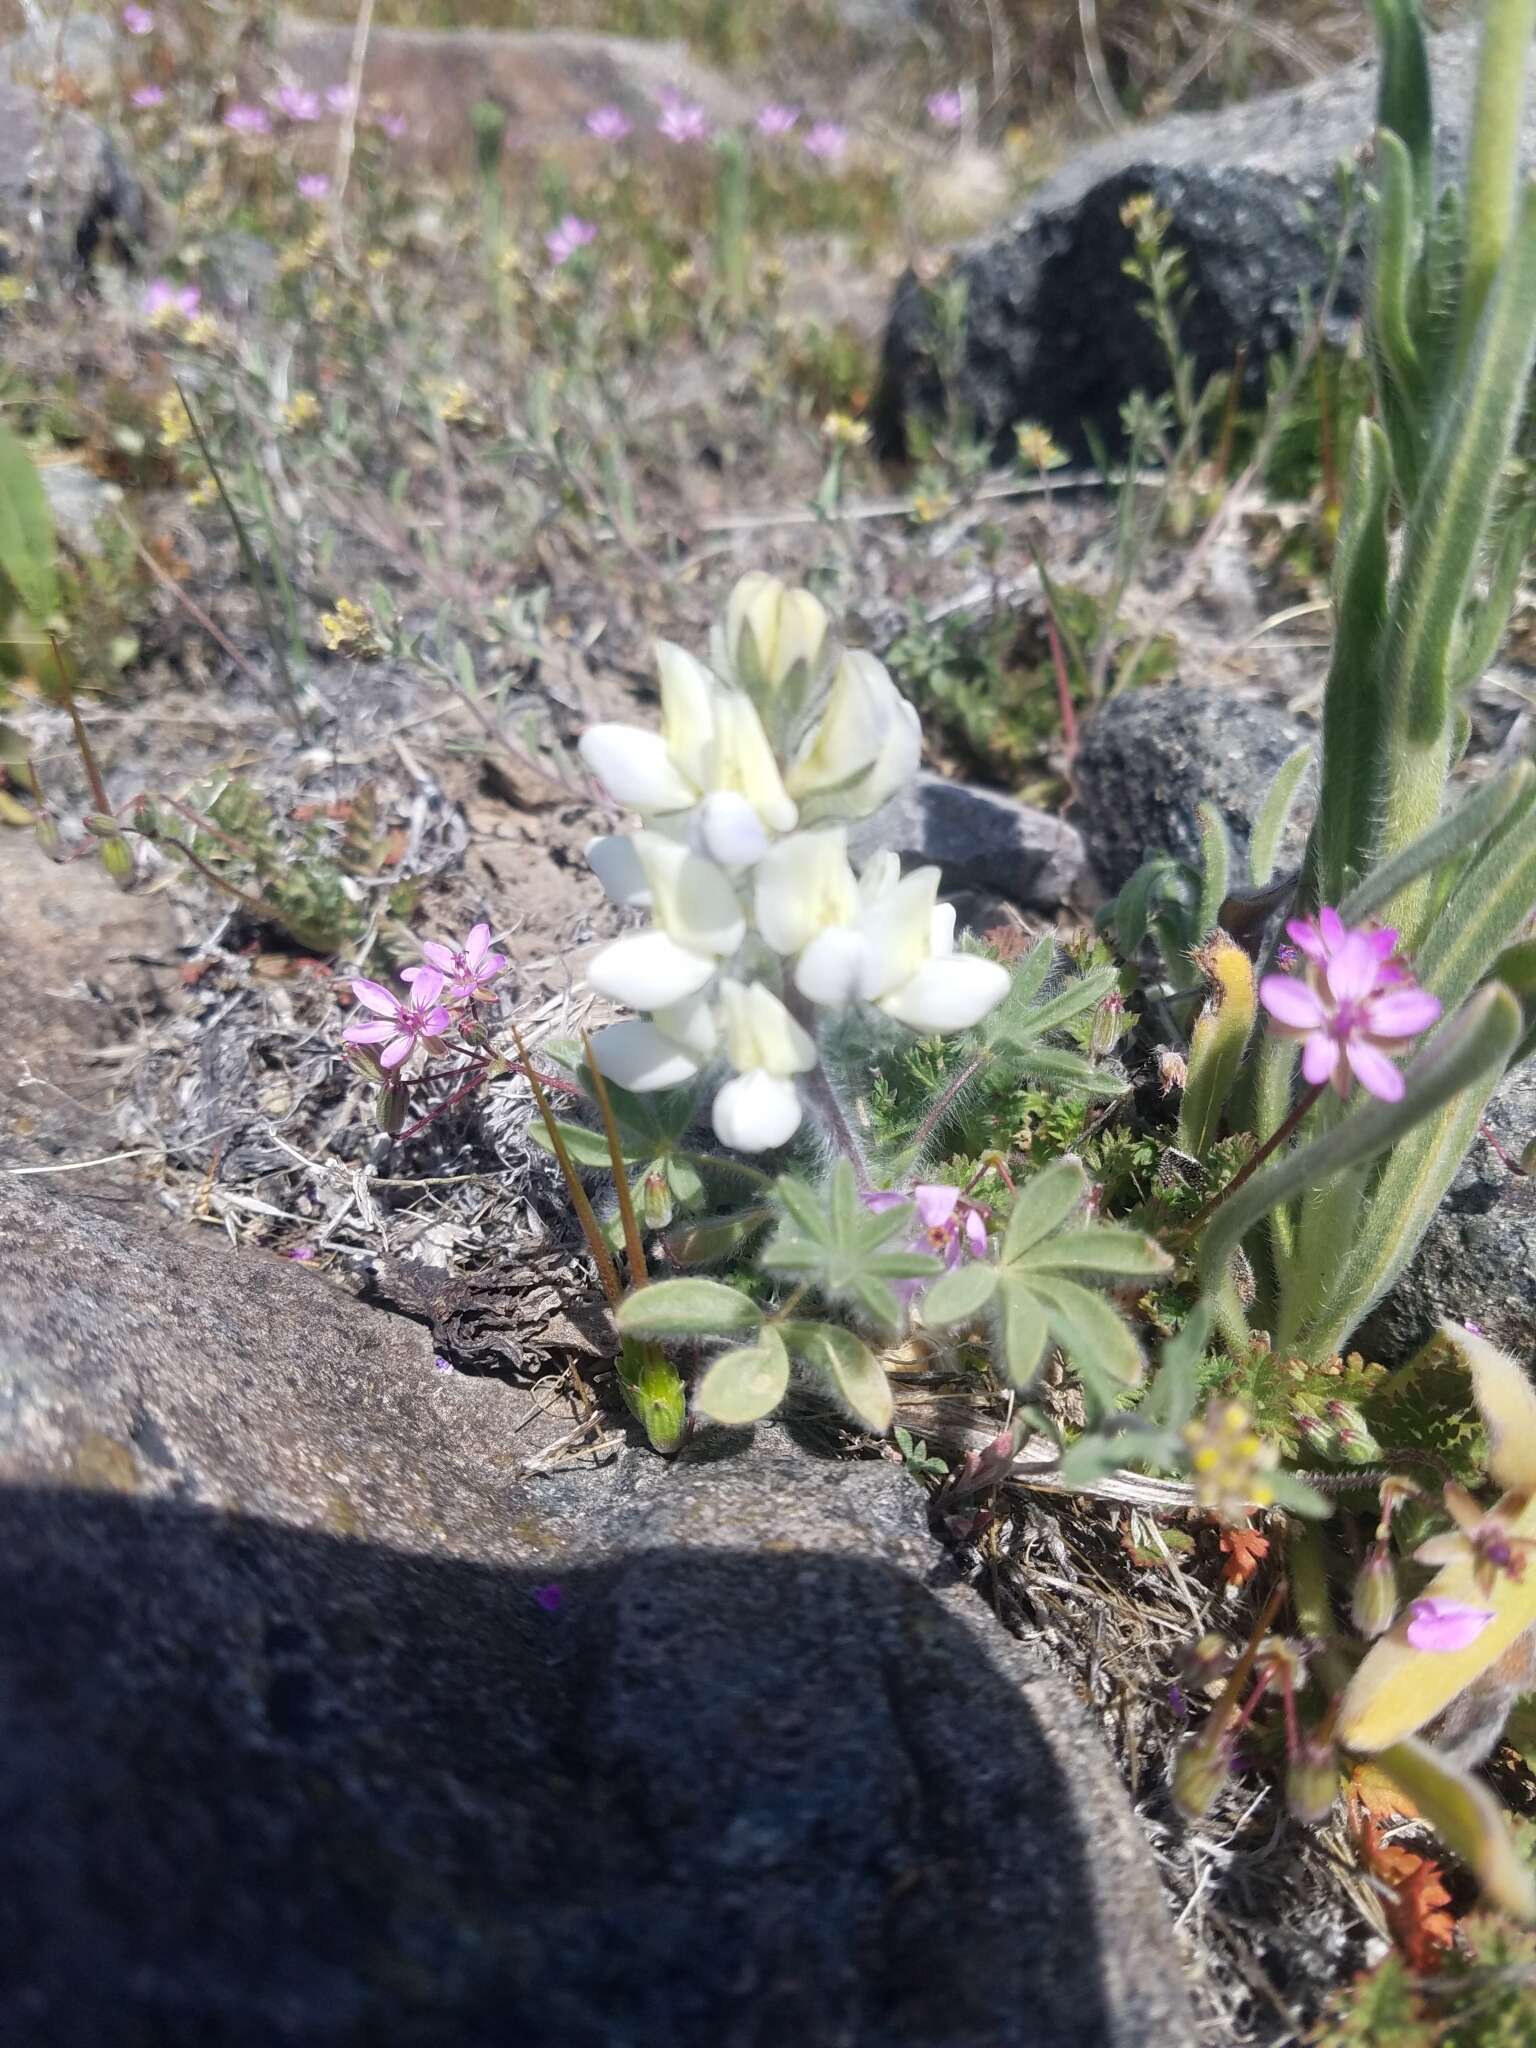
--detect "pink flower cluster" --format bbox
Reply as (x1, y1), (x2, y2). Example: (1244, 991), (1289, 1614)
(865, 1183), (988, 1302)
(344, 924), (507, 1073)
(1258, 908), (1441, 1103)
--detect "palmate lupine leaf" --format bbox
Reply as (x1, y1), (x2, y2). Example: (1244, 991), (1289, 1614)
(694, 1327), (790, 1425)
(923, 1158), (1169, 1415)
(761, 1158), (940, 1338)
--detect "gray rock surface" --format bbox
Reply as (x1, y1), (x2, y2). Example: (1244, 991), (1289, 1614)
(1071, 685), (1309, 895)
(0, 74), (145, 272)
(0, 1180), (1195, 2047)
(876, 24), (1518, 453)
(853, 768), (1085, 910)
(1358, 1061), (1536, 1365)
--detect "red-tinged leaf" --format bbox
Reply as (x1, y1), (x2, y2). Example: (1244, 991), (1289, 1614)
(1350, 1812), (1457, 1974)
(1220, 1525), (1271, 1586)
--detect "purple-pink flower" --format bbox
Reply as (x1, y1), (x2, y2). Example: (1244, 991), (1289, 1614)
(297, 172), (331, 201)
(755, 102), (799, 138)
(344, 970), (455, 1073)
(142, 277), (201, 320)
(544, 213), (597, 267)
(925, 88), (965, 128)
(274, 84), (322, 123)
(1258, 908), (1441, 1103)
(121, 4), (154, 34)
(224, 102), (272, 137)
(802, 120), (848, 164)
(585, 104), (631, 142)
(374, 108), (408, 141)
(864, 1183), (987, 1301)
(402, 923), (507, 1005)
(324, 84), (355, 115)
(1404, 1597), (1496, 1652)
(658, 96), (710, 145)
(130, 83), (165, 109)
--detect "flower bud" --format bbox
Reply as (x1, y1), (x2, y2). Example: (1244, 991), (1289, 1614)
(34, 811), (62, 858)
(1089, 990), (1126, 1057)
(99, 832), (135, 888)
(1285, 1734), (1338, 1825)
(376, 1082), (408, 1135)
(1351, 1543), (1399, 1639)
(83, 810), (123, 837)
(1172, 1738), (1228, 1820)
(641, 1168), (674, 1231)
(1177, 1632), (1238, 1695)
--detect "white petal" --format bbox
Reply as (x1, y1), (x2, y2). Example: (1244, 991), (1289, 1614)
(840, 690), (920, 821)
(632, 830), (745, 957)
(712, 1069), (803, 1152)
(794, 926), (866, 1007)
(879, 955), (1011, 1033)
(753, 828), (858, 955)
(856, 865), (940, 1001)
(655, 640), (718, 790)
(717, 977), (817, 1075)
(705, 688), (798, 833)
(580, 725), (695, 814)
(930, 902), (957, 957)
(789, 649), (918, 821)
(652, 987), (720, 1058)
(585, 834), (651, 908)
(694, 790), (771, 868)
(857, 849), (902, 905)
(589, 1019), (702, 1091)
(586, 929), (715, 1009)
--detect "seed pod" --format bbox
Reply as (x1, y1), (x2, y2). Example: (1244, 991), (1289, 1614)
(1286, 1734), (1339, 1825)
(99, 833), (135, 888)
(1172, 1738), (1228, 1820)
(377, 1083), (408, 1135)
(1351, 1543), (1400, 1639)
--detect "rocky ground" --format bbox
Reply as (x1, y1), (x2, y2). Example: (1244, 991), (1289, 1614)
(2, 4), (1534, 2044)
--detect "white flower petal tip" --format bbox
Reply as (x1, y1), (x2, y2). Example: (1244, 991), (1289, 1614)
(693, 791), (771, 868)
(585, 929), (715, 1009)
(718, 977), (817, 1075)
(712, 1069), (804, 1151)
(632, 831), (746, 956)
(652, 988), (721, 1058)
(585, 834), (652, 908)
(880, 955), (1011, 1033)
(753, 828), (857, 956)
(588, 1020), (704, 1092)
(579, 725), (696, 814)
(794, 926), (866, 1007)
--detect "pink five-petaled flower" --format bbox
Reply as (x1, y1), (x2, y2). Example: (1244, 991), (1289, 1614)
(297, 172), (331, 201)
(1257, 907), (1441, 1103)
(224, 102), (272, 136)
(658, 96), (710, 144)
(585, 104), (631, 142)
(142, 277), (201, 320)
(402, 923), (507, 1005)
(803, 120), (848, 164)
(1404, 1597), (1496, 1652)
(925, 88), (965, 128)
(130, 83), (165, 109)
(275, 84), (322, 122)
(344, 970), (455, 1073)
(864, 1183), (987, 1302)
(374, 109), (409, 140)
(545, 214), (597, 267)
(755, 102), (800, 137)
(121, 4), (154, 33)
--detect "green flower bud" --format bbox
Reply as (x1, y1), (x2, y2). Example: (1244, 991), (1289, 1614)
(641, 1167), (674, 1232)
(1172, 1738), (1228, 1821)
(376, 1083), (408, 1135)
(34, 811), (61, 858)
(99, 833), (135, 888)
(1285, 1734), (1339, 1826)
(1351, 1543), (1399, 1640)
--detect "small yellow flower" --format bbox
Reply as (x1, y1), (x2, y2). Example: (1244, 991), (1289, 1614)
(1015, 421), (1067, 472)
(1119, 191), (1157, 231)
(156, 392), (191, 449)
(1183, 1397), (1279, 1521)
(0, 276), (27, 307)
(909, 488), (952, 524)
(282, 391), (322, 432)
(822, 411), (869, 449)
(185, 476), (219, 510)
(278, 243), (311, 279)
(184, 314), (221, 349)
(424, 379), (475, 425)
(319, 596), (385, 659)
(668, 258), (700, 293)
(364, 247), (394, 274)
(312, 292), (335, 319)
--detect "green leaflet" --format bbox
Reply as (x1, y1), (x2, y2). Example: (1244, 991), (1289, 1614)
(694, 1327), (790, 1426)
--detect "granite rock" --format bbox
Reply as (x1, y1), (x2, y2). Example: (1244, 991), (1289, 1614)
(852, 768), (1085, 912)
(0, 1179), (1194, 2046)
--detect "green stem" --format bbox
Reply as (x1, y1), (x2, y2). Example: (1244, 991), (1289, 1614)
(1457, 0), (1536, 371)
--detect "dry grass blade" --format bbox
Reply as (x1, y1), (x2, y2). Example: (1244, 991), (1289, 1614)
(509, 1021), (623, 1311)
(579, 1028), (648, 1289)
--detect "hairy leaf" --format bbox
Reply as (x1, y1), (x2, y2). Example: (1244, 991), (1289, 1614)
(694, 1327), (791, 1425)
(616, 1277), (761, 1339)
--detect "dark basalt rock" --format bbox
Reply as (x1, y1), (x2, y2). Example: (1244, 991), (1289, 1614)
(0, 1180), (1195, 2047)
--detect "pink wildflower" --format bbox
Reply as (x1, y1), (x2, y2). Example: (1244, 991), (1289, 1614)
(544, 214), (597, 267)
(297, 172), (331, 201)
(142, 277), (201, 320)
(755, 102), (800, 138)
(658, 96), (710, 145)
(1404, 1597), (1496, 1653)
(121, 4), (155, 34)
(1257, 907), (1440, 1103)
(402, 923), (507, 1004)
(925, 88), (965, 128)
(802, 120), (848, 164)
(130, 83), (165, 109)
(864, 1183), (987, 1302)
(374, 109), (408, 141)
(585, 104), (631, 142)
(324, 84), (355, 115)
(224, 103), (272, 137)
(285, 1245), (316, 1261)
(274, 84), (322, 123)
(343, 970), (455, 1073)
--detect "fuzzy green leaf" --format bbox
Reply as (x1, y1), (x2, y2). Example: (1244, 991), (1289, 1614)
(694, 1327), (790, 1425)
(920, 1259), (999, 1326)
(1193, 800), (1231, 938)
(616, 1277), (761, 1339)
(782, 1320), (893, 1434)
(529, 1118), (643, 1167)
(1013, 1046), (1128, 1097)
(1373, 1736), (1536, 1922)
(1002, 1158), (1087, 1260)
(0, 424), (60, 626)
(1028, 1227), (1171, 1279)
(761, 1161), (940, 1336)
(1029, 1274), (1146, 1396)
(998, 1277), (1049, 1387)
(1339, 759), (1532, 930)
(1248, 742), (1314, 889)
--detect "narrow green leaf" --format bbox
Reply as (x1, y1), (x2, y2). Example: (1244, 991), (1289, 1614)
(616, 1277), (761, 1339)
(1027, 1227), (1171, 1279)
(0, 424), (60, 624)
(1002, 1158), (1087, 1262)
(920, 1260), (999, 1326)
(1008, 964), (1120, 1042)
(998, 1277), (1048, 1387)
(1415, 776), (1536, 1016)
(1248, 743), (1314, 889)
(694, 1327), (790, 1425)
(1031, 1274), (1146, 1390)
(1014, 1047), (1128, 1097)
(782, 1321), (893, 1434)
(528, 1118), (642, 1167)
(1194, 801), (1231, 938)
(774, 1173), (826, 1238)
(1339, 760), (1532, 929)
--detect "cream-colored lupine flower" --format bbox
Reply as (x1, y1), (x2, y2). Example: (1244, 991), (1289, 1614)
(753, 828), (859, 957)
(711, 978), (817, 1151)
(714, 571), (830, 726)
(793, 859), (1010, 1033)
(788, 649), (921, 825)
(584, 831), (744, 1012)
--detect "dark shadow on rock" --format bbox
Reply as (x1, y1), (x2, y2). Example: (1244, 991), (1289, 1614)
(4, 1485), (1128, 2048)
